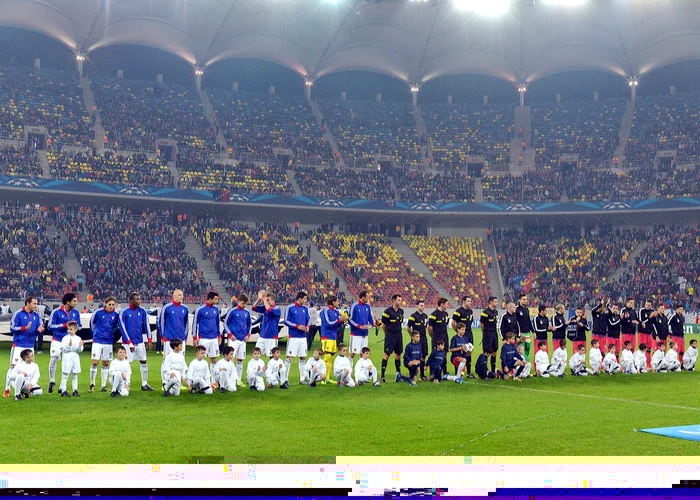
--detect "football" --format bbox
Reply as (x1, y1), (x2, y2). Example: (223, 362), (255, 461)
(464, 343), (475, 353)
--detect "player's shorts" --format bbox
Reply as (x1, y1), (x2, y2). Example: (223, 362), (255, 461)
(606, 337), (621, 355)
(286, 337), (308, 358)
(572, 340), (587, 354)
(228, 339), (246, 360)
(451, 356), (466, 368)
(350, 335), (369, 354)
(592, 333), (607, 349)
(49, 340), (63, 359)
(255, 337), (277, 357)
(61, 353), (82, 374)
(383, 331), (403, 355)
(482, 334), (499, 354)
(9, 345), (33, 365)
(126, 343), (148, 362)
(321, 339), (337, 355)
(534, 337), (549, 353)
(198, 338), (220, 358)
(91, 342), (113, 362)
(163, 340), (187, 357)
(638, 333), (653, 350)
(420, 335), (428, 358)
(621, 333), (636, 350)
(672, 336), (686, 357)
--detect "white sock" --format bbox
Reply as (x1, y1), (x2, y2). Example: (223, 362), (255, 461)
(60, 372), (69, 392)
(89, 365), (97, 385)
(457, 361), (466, 377)
(5, 366), (12, 391)
(72, 374), (79, 392)
(444, 374), (457, 381)
(140, 363), (148, 387)
(101, 367), (109, 387)
(111, 374), (121, 392)
(236, 360), (243, 379)
(165, 377), (179, 394)
(299, 359), (306, 380)
(49, 357), (58, 382)
(284, 358), (291, 378)
(13, 374), (25, 396)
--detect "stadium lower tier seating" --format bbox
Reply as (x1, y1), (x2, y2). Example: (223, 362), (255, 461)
(193, 220), (339, 305)
(402, 235), (490, 307)
(48, 150), (174, 188)
(392, 169), (475, 203)
(61, 213), (207, 302)
(178, 160), (292, 195)
(0, 212), (70, 299)
(313, 233), (439, 306)
(0, 144), (42, 178)
(657, 166), (700, 198)
(563, 167), (653, 201)
(497, 226), (645, 307)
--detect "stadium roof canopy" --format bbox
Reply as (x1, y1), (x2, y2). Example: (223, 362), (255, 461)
(2, 0), (699, 86)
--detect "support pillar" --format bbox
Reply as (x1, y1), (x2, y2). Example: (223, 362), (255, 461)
(629, 78), (638, 101)
(518, 85), (527, 108)
(305, 80), (313, 100)
(411, 85), (419, 107)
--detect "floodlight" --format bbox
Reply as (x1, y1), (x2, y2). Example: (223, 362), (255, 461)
(540, 0), (586, 6)
(76, 54), (85, 62)
(453, 0), (510, 16)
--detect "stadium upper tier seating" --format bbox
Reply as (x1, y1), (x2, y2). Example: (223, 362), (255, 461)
(392, 169), (475, 203)
(604, 224), (699, 307)
(91, 76), (216, 155)
(61, 213), (207, 302)
(625, 91), (700, 167)
(0, 65), (92, 146)
(0, 144), (42, 178)
(402, 235), (490, 307)
(319, 99), (421, 168)
(422, 103), (513, 169)
(657, 166), (700, 198)
(193, 220), (339, 305)
(294, 166), (394, 201)
(497, 226), (645, 307)
(563, 167), (653, 201)
(48, 150), (174, 188)
(482, 169), (563, 203)
(209, 90), (333, 165)
(313, 233), (440, 306)
(532, 99), (624, 169)
(178, 159), (292, 195)
(0, 212), (70, 300)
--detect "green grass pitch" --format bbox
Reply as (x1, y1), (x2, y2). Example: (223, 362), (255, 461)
(2, 329), (700, 463)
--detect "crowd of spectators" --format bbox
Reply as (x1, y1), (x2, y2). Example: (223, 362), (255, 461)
(533, 99), (624, 169)
(178, 159), (293, 195)
(48, 150), (174, 187)
(60, 212), (208, 302)
(193, 219), (340, 305)
(294, 166), (394, 201)
(0, 64), (93, 146)
(496, 226), (644, 307)
(0, 144), (42, 178)
(657, 165), (700, 198)
(482, 169), (563, 203)
(564, 167), (653, 201)
(422, 102), (513, 170)
(392, 169), (475, 203)
(0, 212), (70, 300)
(319, 99), (421, 168)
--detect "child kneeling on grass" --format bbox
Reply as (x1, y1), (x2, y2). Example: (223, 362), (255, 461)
(109, 346), (132, 398)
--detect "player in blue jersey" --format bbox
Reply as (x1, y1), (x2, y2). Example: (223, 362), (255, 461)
(89, 296), (119, 392)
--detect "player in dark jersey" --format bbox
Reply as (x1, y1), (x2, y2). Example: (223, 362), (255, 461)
(428, 298), (450, 377)
(380, 294), (405, 383)
(515, 293), (533, 339)
(480, 296), (499, 373)
(407, 299), (429, 381)
(451, 296), (474, 378)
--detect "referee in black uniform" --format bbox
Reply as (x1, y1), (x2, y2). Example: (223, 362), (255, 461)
(451, 295), (475, 378)
(381, 294), (405, 383)
(407, 299), (429, 381)
(480, 296), (500, 373)
(429, 297), (450, 377)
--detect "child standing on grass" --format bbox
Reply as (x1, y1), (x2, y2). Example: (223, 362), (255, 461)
(683, 339), (698, 371)
(634, 343), (648, 373)
(60, 321), (84, 397)
(109, 346), (132, 398)
(213, 346), (239, 393)
(603, 344), (621, 374)
(534, 341), (550, 377)
(588, 339), (603, 375)
(247, 347), (267, 391)
(354, 347), (380, 387)
(665, 341), (682, 372)
(305, 348), (327, 387)
(620, 341), (637, 374)
(569, 344), (588, 376)
(162, 339), (188, 396)
(187, 345), (213, 394)
(333, 344), (354, 388)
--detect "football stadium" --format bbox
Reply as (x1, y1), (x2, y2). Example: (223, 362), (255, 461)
(0, 0), (699, 465)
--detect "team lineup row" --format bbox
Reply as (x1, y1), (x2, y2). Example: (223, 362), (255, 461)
(4, 290), (696, 400)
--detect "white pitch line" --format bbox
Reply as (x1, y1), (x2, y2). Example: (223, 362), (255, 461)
(463, 380), (700, 412)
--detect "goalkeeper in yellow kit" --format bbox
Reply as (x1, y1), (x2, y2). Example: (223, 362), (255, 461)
(320, 295), (348, 384)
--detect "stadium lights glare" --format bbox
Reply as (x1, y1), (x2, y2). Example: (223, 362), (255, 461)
(540, 0), (587, 6)
(195, 68), (204, 76)
(629, 78), (638, 87)
(305, 80), (314, 86)
(76, 54), (85, 62)
(453, 0), (511, 16)
(411, 86), (419, 92)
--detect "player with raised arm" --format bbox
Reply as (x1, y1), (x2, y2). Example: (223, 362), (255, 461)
(252, 290), (282, 357)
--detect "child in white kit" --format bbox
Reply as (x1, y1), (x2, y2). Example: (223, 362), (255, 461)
(634, 343), (648, 373)
(354, 347), (380, 386)
(333, 343), (355, 387)
(247, 347), (267, 391)
(534, 341), (551, 377)
(10, 349), (42, 400)
(305, 348), (327, 387)
(266, 347), (289, 389)
(162, 339), (188, 396)
(549, 340), (568, 377)
(568, 344), (588, 376)
(603, 344), (621, 374)
(651, 342), (669, 372)
(60, 321), (84, 397)
(213, 346), (239, 392)
(620, 341), (637, 374)
(665, 341), (682, 372)
(187, 345), (213, 394)
(683, 339), (698, 371)
(588, 339), (603, 375)
(109, 345), (132, 397)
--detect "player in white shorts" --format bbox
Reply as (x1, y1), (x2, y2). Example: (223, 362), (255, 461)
(284, 292), (311, 384)
(224, 293), (251, 385)
(193, 292), (221, 364)
(89, 297), (119, 392)
(252, 290), (282, 357)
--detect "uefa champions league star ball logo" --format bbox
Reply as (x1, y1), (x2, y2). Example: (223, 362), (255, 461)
(318, 199), (346, 208)
(229, 193), (250, 202)
(118, 186), (151, 196)
(5, 178), (41, 188)
(601, 202), (633, 210)
(410, 203), (438, 211)
(505, 204), (533, 212)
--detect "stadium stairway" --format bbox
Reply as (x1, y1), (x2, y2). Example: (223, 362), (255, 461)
(167, 161), (180, 186)
(605, 241), (648, 284)
(310, 100), (345, 168)
(414, 107), (433, 170)
(39, 150), (51, 179)
(308, 244), (352, 300)
(199, 90), (229, 155)
(183, 233), (232, 305)
(485, 235), (506, 299)
(286, 169), (302, 196)
(390, 237), (453, 301)
(614, 100), (635, 168)
(474, 177), (484, 202)
(80, 76), (101, 148)
(50, 223), (81, 286)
